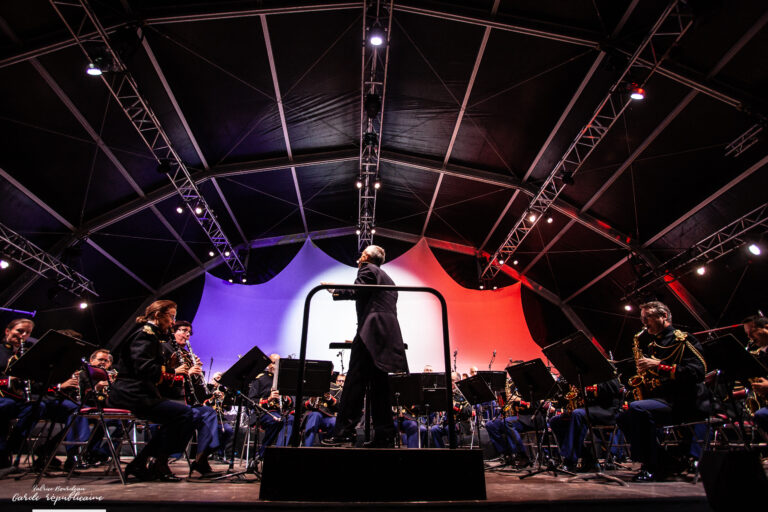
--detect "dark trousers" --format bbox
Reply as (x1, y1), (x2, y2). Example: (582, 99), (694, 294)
(616, 398), (673, 472)
(333, 338), (395, 441)
(0, 398), (45, 463)
(136, 399), (195, 459)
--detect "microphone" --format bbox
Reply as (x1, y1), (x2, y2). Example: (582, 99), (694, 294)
(493, 350), (496, 357)
(453, 350), (457, 357)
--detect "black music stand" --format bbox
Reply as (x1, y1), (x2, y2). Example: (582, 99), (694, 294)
(214, 345), (271, 481)
(456, 375), (495, 451)
(542, 332), (625, 485)
(702, 334), (768, 450)
(274, 359), (333, 397)
(7, 330), (95, 474)
(476, 371), (507, 393)
(506, 359), (570, 479)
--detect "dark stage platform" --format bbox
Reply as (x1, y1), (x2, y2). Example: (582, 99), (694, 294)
(0, 455), (723, 512)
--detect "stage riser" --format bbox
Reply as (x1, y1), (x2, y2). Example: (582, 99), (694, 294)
(259, 447), (486, 501)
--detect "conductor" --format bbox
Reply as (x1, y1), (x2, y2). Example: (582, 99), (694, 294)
(321, 245), (408, 448)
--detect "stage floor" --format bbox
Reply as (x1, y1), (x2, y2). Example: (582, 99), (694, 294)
(0, 458), (715, 511)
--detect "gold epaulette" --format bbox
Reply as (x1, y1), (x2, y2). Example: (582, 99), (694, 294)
(255, 372), (264, 379)
(673, 329), (688, 341)
(2, 343), (11, 349)
(142, 325), (154, 334)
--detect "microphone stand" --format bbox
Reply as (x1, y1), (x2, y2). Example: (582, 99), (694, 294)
(488, 351), (496, 371)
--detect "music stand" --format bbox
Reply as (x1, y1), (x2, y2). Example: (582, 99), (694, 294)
(476, 371), (507, 392)
(274, 359), (333, 397)
(702, 334), (768, 449)
(542, 332), (625, 485)
(214, 345), (271, 481)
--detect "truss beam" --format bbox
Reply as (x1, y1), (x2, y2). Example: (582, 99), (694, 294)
(357, 0), (393, 250)
(48, 0), (245, 275)
(482, 1), (692, 280)
(0, 222), (96, 297)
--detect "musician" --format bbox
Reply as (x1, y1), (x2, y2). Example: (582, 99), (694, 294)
(743, 315), (768, 432)
(322, 245), (408, 448)
(548, 378), (622, 471)
(77, 349), (122, 465)
(616, 301), (707, 482)
(484, 386), (539, 467)
(206, 372), (235, 460)
(303, 373), (344, 446)
(0, 318), (42, 470)
(248, 354), (294, 457)
(108, 300), (195, 481)
(429, 372), (470, 448)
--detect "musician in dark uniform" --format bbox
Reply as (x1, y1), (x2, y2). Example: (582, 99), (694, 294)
(0, 318), (43, 471)
(322, 245), (408, 448)
(303, 373), (344, 446)
(108, 300), (195, 481)
(248, 354), (294, 457)
(549, 378), (622, 471)
(616, 301), (707, 482)
(743, 315), (768, 433)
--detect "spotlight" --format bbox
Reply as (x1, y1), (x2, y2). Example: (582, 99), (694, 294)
(373, 180), (381, 190)
(547, 217), (553, 224)
(363, 131), (378, 148)
(194, 205), (203, 215)
(208, 250), (215, 257)
(157, 159), (172, 174)
(528, 214), (537, 222)
(561, 170), (575, 185)
(628, 83), (645, 101)
(498, 259), (504, 266)
(368, 26), (385, 46)
(355, 228), (361, 235)
(748, 243), (761, 256)
(176, 206), (184, 214)
(86, 62), (102, 76)
(224, 250), (231, 257)
(355, 178), (363, 189)
(79, 301), (88, 310)
(364, 93), (381, 119)
(241, 277), (247, 283)
(0, 259), (9, 269)
(624, 304), (632, 312)
(371, 228), (376, 234)
(513, 260), (519, 266)
(493, 286), (498, 290)
(479, 285), (484, 290)
(228, 278), (233, 283)
(696, 266), (706, 275)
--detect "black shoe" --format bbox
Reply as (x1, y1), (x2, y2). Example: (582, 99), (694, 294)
(149, 461), (182, 482)
(188, 460), (223, 478)
(320, 434), (355, 447)
(125, 460), (156, 481)
(363, 437), (395, 448)
(632, 469), (666, 482)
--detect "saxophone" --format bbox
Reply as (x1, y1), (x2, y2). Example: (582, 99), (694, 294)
(627, 327), (660, 401)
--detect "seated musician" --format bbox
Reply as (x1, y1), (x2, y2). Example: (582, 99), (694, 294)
(248, 354), (294, 458)
(0, 318), (43, 471)
(206, 372), (235, 460)
(743, 315), (768, 433)
(108, 300), (196, 481)
(304, 373), (344, 446)
(77, 349), (121, 465)
(484, 380), (539, 466)
(616, 301), (708, 482)
(548, 378), (622, 472)
(429, 372), (471, 448)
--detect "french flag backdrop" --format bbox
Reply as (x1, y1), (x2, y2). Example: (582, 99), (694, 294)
(189, 239), (542, 376)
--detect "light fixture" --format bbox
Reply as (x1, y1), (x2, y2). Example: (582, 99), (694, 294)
(363, 131), (378, 148)
(355, 177), (363, 189)
(624, 304), (633, 312)
(0, 259), (9, 269)
(86, 62), (102, 76)
(79, 301), (89, 310)
(208, 250), (215, 257)
(371, 228), (376, 234)
(224, 250), (231, 257)
(547, 217), (553, 224)
(373, 180), (381, 190)
(368, 26), (385, 46)
(498, 259), (505, 266)
(513, 260), (519, 266)
(493, 286), (498, 290)
(696, 266), (706, 275)
(355, 228), (361, 235)
(748, 243), (761, 256)
(175, 206), (184, 214)
(528, 213), (537, 222)
(194, 205), (203, 215)
(241, 277), (247, 283)
(479, 285), (484, 290)
(628, 83), (645, 101)
(228, 278), (233, 283)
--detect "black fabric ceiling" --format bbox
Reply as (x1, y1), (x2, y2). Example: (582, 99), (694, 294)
(0, 0), (766, 353)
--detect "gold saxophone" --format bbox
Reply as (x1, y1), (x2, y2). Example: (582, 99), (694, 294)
(627, 327), (660, 401)
(564, 385), (584, 413)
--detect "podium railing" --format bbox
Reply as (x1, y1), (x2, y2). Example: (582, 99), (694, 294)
(289, 283), (455, 448)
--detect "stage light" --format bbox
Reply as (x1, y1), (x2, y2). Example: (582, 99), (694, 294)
(176, 206), (184, 214)
(624, 304), (632, 311)
(79, 301), (88, 310)
(374, 180), (381, 190)
(547, 217), (553, 224)
(355, 177), (363, 189)
(194, 205), (203, 215)
(363, 131), (378, 148)
(224, 250), (231, 257)
(228, 278), (233, 283)
(629, 83), (645, 100)
(355, 228), (361, 235)
(493, 286), (498, 290)
(86, 62), (102, 76)
(498, 259), (504, 266)
(0, 259), (9, 269)
(208, 250), (215, 257)
(528, 214), (537, 222)
(479, 285), (484, 290)
(241, 277), (247, 283)
(748, 243), (761, 255)
(696, 266), (706, 275)
(371, 228), (376, 234)
(513, 260), (519, 266)
(368, 26), (385, 46)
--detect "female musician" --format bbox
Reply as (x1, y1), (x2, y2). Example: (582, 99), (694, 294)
(108, 300), (195, 481)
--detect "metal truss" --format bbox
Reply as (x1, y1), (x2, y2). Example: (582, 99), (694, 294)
(357, 0), (393, 251)
(0, 222), (96, 298)
(482, 0), (692, 279)
(725, 123), (763, 158)
(48, 0), (245, 276)
(626, 202), (768, 300)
